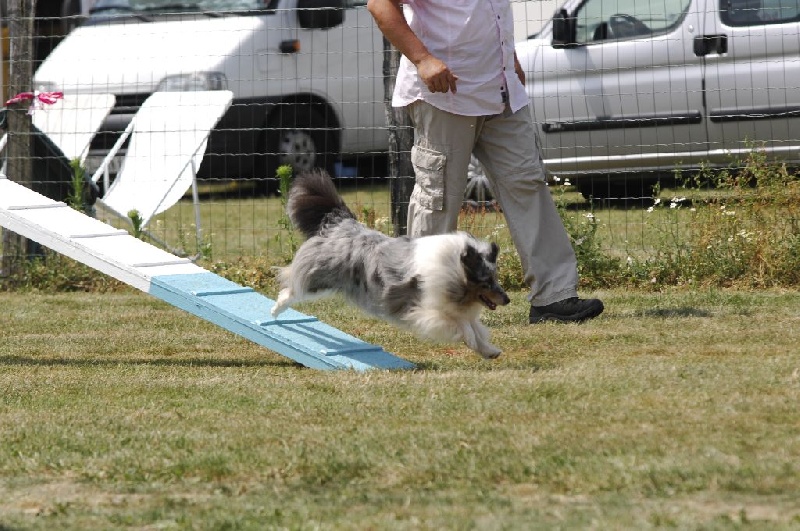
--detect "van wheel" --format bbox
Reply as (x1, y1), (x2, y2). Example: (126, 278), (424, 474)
(464, 155), (495, 205)
(260, 105), (338, 195)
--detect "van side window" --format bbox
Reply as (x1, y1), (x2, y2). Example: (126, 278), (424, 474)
(721, 0), (800, 26)
(574, 0), (691, 43)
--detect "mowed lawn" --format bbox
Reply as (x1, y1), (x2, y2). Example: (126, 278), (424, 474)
(1, 288), (799, 529)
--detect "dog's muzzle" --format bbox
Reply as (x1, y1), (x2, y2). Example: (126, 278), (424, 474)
(480, 291), (510, 311)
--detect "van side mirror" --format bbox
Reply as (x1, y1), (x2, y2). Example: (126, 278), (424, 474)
(552, 9), (578, 48)
(297, 0), (344, 30)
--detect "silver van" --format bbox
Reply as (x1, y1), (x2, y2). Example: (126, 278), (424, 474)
(516, 0), (800, 199)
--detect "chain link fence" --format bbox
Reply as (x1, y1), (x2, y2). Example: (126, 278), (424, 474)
(2, 0), (799, 271)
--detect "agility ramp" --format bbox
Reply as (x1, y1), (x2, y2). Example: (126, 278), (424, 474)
(0, 176), (415, 371)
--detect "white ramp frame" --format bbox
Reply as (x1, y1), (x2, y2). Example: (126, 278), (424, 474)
(91, 90), (234, 249)
(0, 175), (415, 371)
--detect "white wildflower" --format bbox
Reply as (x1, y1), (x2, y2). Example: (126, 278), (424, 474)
(490, 223), (506, 238)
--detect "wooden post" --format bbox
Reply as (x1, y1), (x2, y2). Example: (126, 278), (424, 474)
(1, 0), (36, 276)
(381, 38), (414, 237)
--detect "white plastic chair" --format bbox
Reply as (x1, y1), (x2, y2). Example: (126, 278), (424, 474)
(32, 93), (116, 164)
(92, 90), (233, 249)
(0, 93), (115, 171)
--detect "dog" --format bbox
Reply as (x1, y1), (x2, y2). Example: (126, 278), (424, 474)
(270, 169), (510, 359)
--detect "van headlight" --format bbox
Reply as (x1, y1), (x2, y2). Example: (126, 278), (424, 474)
(156, 72), (227, 92)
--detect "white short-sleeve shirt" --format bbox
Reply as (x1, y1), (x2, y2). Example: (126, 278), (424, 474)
(392, 0), (528, 116)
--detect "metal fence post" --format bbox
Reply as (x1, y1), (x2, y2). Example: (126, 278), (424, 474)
(381, 38), (414, 237)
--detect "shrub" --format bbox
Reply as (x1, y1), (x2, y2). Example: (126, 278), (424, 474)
(631, 149), (800, 288)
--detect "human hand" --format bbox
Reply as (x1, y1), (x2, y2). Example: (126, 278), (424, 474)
(514, 55), (526, 85)
(416, 54), (458, 94)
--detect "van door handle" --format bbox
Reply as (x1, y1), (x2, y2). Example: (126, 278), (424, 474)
(694, 34), (728, 56)
(280, 39), (300, 54)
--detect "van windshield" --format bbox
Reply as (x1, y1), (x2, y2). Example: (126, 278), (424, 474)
(89, 0), (280, 18)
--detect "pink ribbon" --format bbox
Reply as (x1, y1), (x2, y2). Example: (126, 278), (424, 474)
(5, 90), (64, 114)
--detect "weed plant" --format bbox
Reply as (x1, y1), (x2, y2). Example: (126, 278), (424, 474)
(551, 177), (624, 289)
(65, 159), (87, 213)
(274, 164), (298, 261)
(628, 150), (800, 288)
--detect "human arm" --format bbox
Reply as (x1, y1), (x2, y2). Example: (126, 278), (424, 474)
(366, 0), (459, 93)
(514, 52), (525, 86)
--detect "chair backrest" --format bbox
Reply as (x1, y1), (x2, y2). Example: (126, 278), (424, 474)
(100, 90), (233, 226)
(32, 93), (116, 163)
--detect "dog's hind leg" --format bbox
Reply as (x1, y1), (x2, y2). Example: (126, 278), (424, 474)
(270, 288), (295, 317)
(271, 287), (337, 317)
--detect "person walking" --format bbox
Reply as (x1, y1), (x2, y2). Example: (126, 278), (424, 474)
(367, 0), (604, 323)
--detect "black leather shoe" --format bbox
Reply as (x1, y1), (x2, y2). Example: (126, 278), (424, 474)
(529, 297), (604, 324)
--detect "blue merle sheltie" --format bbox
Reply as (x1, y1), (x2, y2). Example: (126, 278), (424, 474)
(271, 169), (510, 358)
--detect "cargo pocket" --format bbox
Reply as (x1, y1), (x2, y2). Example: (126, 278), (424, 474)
(411, 145), (446, 211)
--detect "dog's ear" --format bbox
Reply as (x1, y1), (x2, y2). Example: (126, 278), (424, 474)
(461, 244), (481, 270)
(489, 242), (499, 263)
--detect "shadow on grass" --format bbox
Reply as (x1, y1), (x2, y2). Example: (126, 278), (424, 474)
(642, 307), (713, 318)
(0, 355), (301, 369)
(1, 353), (545, 373)
(409, 360), (544, 372)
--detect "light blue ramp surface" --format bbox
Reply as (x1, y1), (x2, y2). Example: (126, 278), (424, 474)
(150, 273), (416, 371)
(0, 176), (415, 371)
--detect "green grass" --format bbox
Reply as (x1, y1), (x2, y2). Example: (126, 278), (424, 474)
(133, 181), (398, 262)
(2, 288), (800, 529)
(123, 181), (625, 260)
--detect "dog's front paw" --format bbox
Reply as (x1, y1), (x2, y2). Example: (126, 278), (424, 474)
(478, 345), (502, 360)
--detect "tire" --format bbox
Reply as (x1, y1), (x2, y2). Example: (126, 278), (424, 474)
(260, 104), (338, 195)
(464, 155), (495, 206)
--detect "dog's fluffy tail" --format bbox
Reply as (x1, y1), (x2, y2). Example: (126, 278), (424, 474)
(286, 169), (355, 239)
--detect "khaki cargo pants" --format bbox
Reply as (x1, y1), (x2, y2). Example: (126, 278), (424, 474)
(406, 100), (579, 306)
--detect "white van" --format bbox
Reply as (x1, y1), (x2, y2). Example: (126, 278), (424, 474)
(33, 0), (386, 191)
(517, 0), (800, 199)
